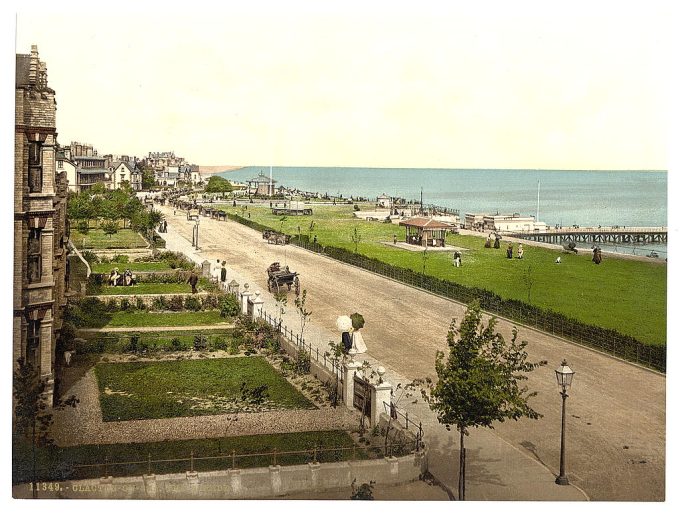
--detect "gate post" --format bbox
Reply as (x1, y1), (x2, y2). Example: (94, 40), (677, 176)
(251, 291), (264, 321)
(240, 283), (251, 315)
(342, 352), (361, 409)
(371, 380), (392, 428)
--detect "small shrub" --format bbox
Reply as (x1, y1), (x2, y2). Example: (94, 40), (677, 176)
(151, 296), (167, 311)
(77, 220), (89, 233)
(227, 340), (240, 355)
(112, 254), (129, 263)
(170, 337), (183, 351)
(184, 296), (202, 311)
(193, 334), (208, 351)
(353, 204), (360, 211)
(128, 334), (140, 354)
(201, 294), (219, 310)
(105, 299), (119, 312)
(168, 295), (185, 311)
(219, 294), (240, 318)
(81, 250), (99, 264)
(211, 335), (227, 350)
(239, 382), (269, 405)
(295, 350), (311, 375)
(135, 297), (146, 311)
(120, 298), (133, 312)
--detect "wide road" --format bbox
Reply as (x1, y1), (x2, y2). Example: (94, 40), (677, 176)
(159, 205), (665, 501)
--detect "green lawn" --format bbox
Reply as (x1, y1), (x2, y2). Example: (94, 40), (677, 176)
(96, 283), (192, 295)
(218, 204), (667, 345)
(70, 229), (148, 249)
(91, 261), (174, 273)
(95, 357), (315, 421)
(104, 310), (228, 328)
(14, 431), (367, 482)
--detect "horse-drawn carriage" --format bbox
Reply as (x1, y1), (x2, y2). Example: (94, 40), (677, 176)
(262, 230), (290, 245)
(266, 262), (300, 295)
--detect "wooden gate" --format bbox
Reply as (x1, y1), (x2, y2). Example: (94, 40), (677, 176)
(353, 375), (372, 418)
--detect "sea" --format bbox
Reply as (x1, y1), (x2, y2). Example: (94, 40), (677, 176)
(219, 167), (668, 258)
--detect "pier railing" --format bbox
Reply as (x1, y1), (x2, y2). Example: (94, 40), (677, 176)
(226, 213), (667, 372)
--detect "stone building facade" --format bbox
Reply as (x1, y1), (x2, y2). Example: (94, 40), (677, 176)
(14, 45), (69, 404)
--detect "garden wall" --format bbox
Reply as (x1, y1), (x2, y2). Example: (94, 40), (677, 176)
(13, 450), (428, 499)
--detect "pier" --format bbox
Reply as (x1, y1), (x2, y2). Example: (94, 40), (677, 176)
(508, 226), (667, 245)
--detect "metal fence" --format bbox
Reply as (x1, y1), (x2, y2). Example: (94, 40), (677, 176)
(16, 441), (419, 483)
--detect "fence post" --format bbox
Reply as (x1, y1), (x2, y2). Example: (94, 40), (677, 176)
(148, 452), (152, 475)
(313, 446), (317, 463)
(232, 449), (236, 470)
(190, 450), (194, 472)
(273, 448), (278, 466)
(104, 455), (109, 478)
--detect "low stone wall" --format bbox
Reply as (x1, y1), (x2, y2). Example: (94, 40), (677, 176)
(90, 292), (212, 304)
(14, 450), (428, 499)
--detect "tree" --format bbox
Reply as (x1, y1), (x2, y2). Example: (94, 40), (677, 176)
(13, 359), (78, 497)
(101, 220), (118, 239)
(140, 164), (156, 190)
(414, 301), (546, 500)
(294, 289), (312, 342)
(351, 227), (362, 254)
(204, 176), (233, 193)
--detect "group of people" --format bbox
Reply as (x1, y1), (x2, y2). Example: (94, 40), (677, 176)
(108, 267), (136, 286)
(505, 243), (524, 259)
(210, 259), (229, 290)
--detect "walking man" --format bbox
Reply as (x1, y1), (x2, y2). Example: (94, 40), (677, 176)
(188, 271), (199, 294)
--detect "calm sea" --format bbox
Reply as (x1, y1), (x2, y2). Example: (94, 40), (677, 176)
(219, 167), (668, 257)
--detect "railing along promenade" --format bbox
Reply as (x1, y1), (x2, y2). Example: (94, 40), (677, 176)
(508, 226), (667, 245)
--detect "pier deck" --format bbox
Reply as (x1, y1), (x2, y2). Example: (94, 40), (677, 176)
(508, 226), (667, 245)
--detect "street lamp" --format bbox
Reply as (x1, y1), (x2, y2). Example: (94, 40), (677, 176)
(555, 359), (575, 485)
(193, 218), (200, 250)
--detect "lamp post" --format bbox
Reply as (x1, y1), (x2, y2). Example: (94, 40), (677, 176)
(555, 359), (575, 485)
(193, 218), (200, 250)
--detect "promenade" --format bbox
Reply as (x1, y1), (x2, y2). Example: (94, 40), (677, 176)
(156, 204), (664, 501)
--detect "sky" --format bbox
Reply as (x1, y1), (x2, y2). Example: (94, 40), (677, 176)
(9, 0), (673, 170)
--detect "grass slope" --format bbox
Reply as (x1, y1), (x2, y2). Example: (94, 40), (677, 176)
(71, 229), (148, 249)
(218, 204), (667, 344)
(105, 310), (227, 328)
(95, 357), (315, 420)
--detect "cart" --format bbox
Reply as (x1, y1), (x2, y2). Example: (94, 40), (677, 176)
(266, 262), (300, 294)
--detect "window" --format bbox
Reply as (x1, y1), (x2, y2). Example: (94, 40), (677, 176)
(28, 142), (41, 166)
(27, 320), (40, 366)
(27, 229), (42, 283)
(57, 160), (64, 169)
(28, 167), (43, 193)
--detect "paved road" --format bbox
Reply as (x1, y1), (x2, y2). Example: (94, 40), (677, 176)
(159, 206), (665, 501)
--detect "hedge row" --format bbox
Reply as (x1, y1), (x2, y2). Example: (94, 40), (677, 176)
(229, 215), (666, 372)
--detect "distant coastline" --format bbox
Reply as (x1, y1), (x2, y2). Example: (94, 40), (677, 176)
(198, 165), (243, 177)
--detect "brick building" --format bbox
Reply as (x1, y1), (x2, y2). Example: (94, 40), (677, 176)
(14, 45), (69, 404)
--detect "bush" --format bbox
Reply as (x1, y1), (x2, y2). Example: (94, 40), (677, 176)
(135, 297), (146, 311)
(151, 296), (167, 311)
(81, 250), (99, 264)
(120, 299), (133, 312)
(77, 220), (89, 233)
(219, 294), (240, 318)
(227, 340), (240, 355)
(171, 337), (183, 351)
(211, 335), (228, 351)
(168, 295), (185, 311)
(112, 254), (129, 263)
(295, 349), (311, 375)
(184, 297), (201, 311)
(105, 299), (119, 312)
(193, 335), (208, 351)
(201, 294), (219, 310)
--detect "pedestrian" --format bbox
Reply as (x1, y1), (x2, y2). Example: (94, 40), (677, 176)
(506, 243), (513, 259)
(453, 250), (462, 268)
(517, 244), (524, 259)
(313, 235), (318, 244)
(484, 237), (491, 248)
(494, 235), (501, 249)
(220, 261), (227, 287)
(592, 246), (602, 265)
(212, 259), (221, 285)
(188, 271), (199, 294)
(555, 256), (561, 264)
(393, 234), (397, 245)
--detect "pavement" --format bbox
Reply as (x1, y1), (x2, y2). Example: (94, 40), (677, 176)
(153, 204), (665, 501)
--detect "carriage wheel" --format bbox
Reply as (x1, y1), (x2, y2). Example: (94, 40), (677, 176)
(267, 279), (273, 292)
(274, 282), (281, 294)
(294, 277), (300, 296)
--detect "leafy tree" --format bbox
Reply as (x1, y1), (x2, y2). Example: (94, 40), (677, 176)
(140, 164), (156, 190)
(350, 479), (375, 500)
(204, 176), (233, 193)
(414, 301), (546, 500)
(13, 359), (79, 497)
(101, 220), (118, 238)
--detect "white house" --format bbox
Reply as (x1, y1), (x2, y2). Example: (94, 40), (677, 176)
(482, 213), (546, 233)
(110, 161), (136, 190)
(377, 193), (392, 209)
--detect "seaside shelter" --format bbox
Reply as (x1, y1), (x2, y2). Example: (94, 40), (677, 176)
(399, 217), (451, 247)
(247, 172), (277, 196)
(271, 200), (313, 216)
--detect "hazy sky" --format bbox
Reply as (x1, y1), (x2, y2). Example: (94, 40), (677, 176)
(13, 1), (672, 169)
